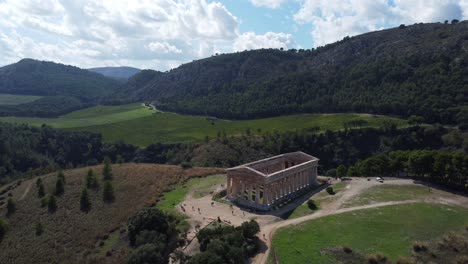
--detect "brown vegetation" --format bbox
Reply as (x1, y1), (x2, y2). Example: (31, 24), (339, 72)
(0, 163), (223, 264)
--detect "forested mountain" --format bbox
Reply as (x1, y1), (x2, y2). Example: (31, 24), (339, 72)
(88, 66), (141, 80)
(125, 21), (468, 125)
(0, 59), (123, 117)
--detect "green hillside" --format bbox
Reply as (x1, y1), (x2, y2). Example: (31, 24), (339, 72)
(124, 21), (468, 126)
(0, 94), (42, 105)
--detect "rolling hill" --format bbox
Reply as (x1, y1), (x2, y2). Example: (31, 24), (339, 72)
(0, 59), (124, 117)
(88, 66), (141, 80)
(124, 21), (468, 126)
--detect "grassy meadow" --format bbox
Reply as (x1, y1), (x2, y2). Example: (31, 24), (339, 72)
(271, 203), (468, 263)
(0, 93), (42, 105)
(0, 103), (408, 146)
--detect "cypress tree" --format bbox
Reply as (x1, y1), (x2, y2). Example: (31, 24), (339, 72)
(103, 157), (113, 181)
(103, 181), (115, 203)
(6, 198), (15, 216)
(0, 218), (6, 240)
(55, 178), (64, 196)
(86, 169), (99, 190)
(48, 195), (57, 213)
(57, 170), (65, 184)
(80, 189), (91, 213)
(38, 182), (45, 198)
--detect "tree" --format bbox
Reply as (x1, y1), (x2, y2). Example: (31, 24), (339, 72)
(38, 181), (45, 198)
(0, 218), (6, 241)
(86, 169), (99, 190)
(6, 198), (15, 216)
(103, 156), (113, 181)
(307, 199), (318, 210)
(127, 243), (164, 264)
(127, 208), (170, 246)
(103, 181), (115, 203)
(36, 178), (42, 187)
(240, 220), (260, 239)
(35, 222), (43, 236)
(408, 115), (424, 125)
(48, 195), (57, 213)
(55, 178), (64, 196)
(57, 170), (65, 184)
(80, 188), (91, 213)
(336, 165), (347, 178)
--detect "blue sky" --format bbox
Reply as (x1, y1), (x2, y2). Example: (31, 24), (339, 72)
(0, 0), (465, 70)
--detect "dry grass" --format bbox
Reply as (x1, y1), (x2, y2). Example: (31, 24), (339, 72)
(0, 163), (224, 264)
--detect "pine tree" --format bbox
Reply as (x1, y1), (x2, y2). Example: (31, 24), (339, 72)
(48, 195), (57, 213)
(36, 178), (42, 187)
(80, 188), (91, 213)
(35, 222), (43, 236)
(55, 178), (64, 196)
(0, 218), (6, 240)
(86, 169), (99, 190)
(38, 182), (45, 198)
(6, 198), (15, 216)
(57, 170), (65, 184)
(103, 157), (113, 181)
(103, 181), (115, 203)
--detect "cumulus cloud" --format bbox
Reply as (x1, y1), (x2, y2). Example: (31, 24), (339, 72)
(0, 0), (248, 70)
(234, 32), (296, 51)
(249, 0), (288, 9)
(294, 0), (468, 47)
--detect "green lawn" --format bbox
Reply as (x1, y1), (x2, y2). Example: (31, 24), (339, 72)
(156, 174), (226, 213)
(0, 102), (408, 146)
(271, 203), (468, 263)
(342, 184), (432, 208)
(0, 103), (156, 128)
(0, 93), (42, 105)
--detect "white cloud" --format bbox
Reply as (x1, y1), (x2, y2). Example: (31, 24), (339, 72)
(234, 32), (295, 51)
(147, 42), (182, 54)
(294, 0), (468, 46)
(249, 0), (288, 9)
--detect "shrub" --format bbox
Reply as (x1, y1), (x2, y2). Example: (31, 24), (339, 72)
(240, 219), (260, 239)
(326, 169), (337, 177)
(80, 188), (91, 213)
(127, 208), (169, 247)
(181, 162), (192, 169)
(6, 198), (15, 216)
(86, 169), (99, 190)
(326, 186), (335, 195)
(366, 254), (389, 264)
(103, 156), (113, 181)
(307, 199), (318, 210)
(343, 246), (353, 253)
(399, 24), (405, 29)
(412, 242), (428, 252)
(48, 195), (57, 213)
(35, 222), (43, 236)
(57, 170), (65, 184)
(40, 197), (48, 207)
(336, 165), (347, 178)
(103, 181), (115, 203)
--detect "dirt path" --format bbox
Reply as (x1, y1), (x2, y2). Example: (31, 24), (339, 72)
(19, 181), (33, 201)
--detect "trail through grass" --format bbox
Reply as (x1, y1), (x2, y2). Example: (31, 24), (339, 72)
(271, 203), (468, 263)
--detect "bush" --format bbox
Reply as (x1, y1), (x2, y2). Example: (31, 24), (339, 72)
(412, 242), (428, 252)
(181, 162), (192, 169)
(103, 181), (115, 203)
(326, 186), (335, 195)
(240, 219), (260, 239)
(40, 197), (48, 207)
(57, 170), (65, 184)
(86, 169), (99, 189)
(37, 182), (45, 198)
(55, 178), (64, 196)
(343, 246), (353, 253)
(307, 199), (318, 210)
(366, 254), (389, 264)
(399, 24), (405, 29)
(127, 208), (169, 247)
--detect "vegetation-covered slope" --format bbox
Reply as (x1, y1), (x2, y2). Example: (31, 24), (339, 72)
(0, 164), (223, 264)
(126, 21), (468, 125)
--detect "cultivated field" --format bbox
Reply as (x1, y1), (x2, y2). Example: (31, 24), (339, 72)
(0, 163), (224, 264)
(0, 93), (42, 105)
(0, 103), (408, 146)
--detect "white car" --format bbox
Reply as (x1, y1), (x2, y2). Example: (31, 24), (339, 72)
(375, 177), (384, 183)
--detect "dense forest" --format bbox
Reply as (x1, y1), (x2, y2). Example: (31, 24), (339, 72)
(125, 21), (468, 126)
(0, 59), (123, 117)
(1, 121), (466, 191)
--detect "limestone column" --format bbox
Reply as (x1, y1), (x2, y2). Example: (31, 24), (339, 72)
(226, 176), (232, 198)
(255, 185), (261, 205)
(241, 181), (246, 200)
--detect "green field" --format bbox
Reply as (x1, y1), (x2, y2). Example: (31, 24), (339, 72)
(0, 103), (156, 128)
(0, 103), (408, 146)
(342, 184), (432, 208)
(0, 93), (42, 105)
(271, 203), (468, 263)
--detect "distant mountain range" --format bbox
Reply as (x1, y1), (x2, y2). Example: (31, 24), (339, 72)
(88, 66), (141, 80)
(0, 21), (467, 125)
